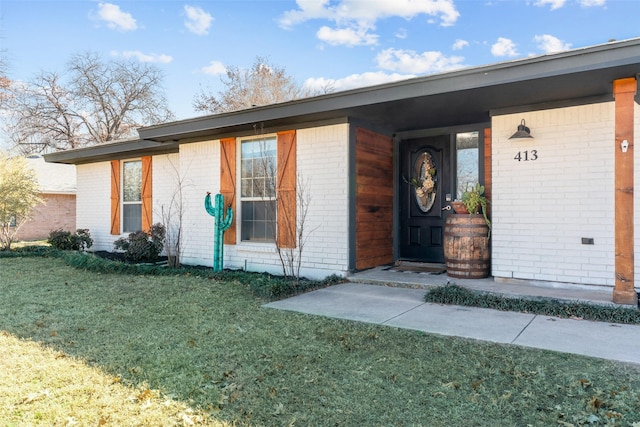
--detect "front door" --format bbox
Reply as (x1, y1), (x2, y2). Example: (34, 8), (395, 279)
(399, 135), (451, 262)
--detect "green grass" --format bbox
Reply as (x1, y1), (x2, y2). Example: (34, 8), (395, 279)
(2, 256), (640, 426)
(425, 284), (640, 325)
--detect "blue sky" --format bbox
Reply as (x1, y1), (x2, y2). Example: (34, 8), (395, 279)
(2, 0), (640, 120)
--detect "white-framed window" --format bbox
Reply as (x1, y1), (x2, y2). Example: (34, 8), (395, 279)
(122, 159), (142, 233)
(240, 137), (277, 242)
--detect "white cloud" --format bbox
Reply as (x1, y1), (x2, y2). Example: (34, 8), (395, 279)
(303, 71), (415, 93)
(184, 5), (213, 35)
(115, 50), (173, 64)
(376, 48), (464, 74)
(452, 39), (469, 50)
(491, 37), (518, 57)
(579, 0), (606, 6)
(317, 25), (378, 46)
(280, 0), (459, 28)
(201, 61), (227, 76)
(534, 34), (571, 53)
(94, 3), (137, 31)
(279, 0), (459, 47)
(395, 28), (408, 40)
(534, 0), (566, 10)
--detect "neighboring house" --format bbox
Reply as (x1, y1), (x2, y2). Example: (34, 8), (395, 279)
(15, 155), (76, 241)
(45, 38), (640, 305)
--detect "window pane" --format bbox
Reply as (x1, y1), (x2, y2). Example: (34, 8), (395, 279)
(241, 200), (276, 242)
(123, 161), (142, 202)
(456, 132), (479, 199)
(241, 177), (252, 198)
(241, 159), (253, 180)
(123, 204), (141, 233)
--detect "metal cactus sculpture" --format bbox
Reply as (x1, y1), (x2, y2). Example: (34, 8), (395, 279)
(204, 192), (233, 272)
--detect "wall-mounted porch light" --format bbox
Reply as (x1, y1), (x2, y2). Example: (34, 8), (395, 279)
(509, 119), (533, 139)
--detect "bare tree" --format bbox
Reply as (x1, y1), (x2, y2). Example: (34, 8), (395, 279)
(0, 52), (10, 108)
(193, 56), (312, 114)
(254, 138), (313, 281)
(158, 156), (189, 268)
(277, 172), (312, 280)
(5, 52), (174, 154)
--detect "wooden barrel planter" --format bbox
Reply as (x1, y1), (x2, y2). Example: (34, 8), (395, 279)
(444, 214), (490, 279)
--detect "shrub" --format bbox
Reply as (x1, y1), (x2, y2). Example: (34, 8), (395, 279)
(47, 229), (93, 251)
(114, 223), (166, 262)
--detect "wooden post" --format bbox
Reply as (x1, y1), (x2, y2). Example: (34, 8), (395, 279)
(612, 78), (637, 305)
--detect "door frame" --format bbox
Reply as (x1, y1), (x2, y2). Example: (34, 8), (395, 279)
(393, 123), (489, 263)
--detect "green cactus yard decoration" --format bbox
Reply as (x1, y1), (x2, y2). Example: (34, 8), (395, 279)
(204, 192), (233, 272)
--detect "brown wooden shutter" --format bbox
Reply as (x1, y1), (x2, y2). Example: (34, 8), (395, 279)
(220, 137), (237, 245)
(110, 160), (121, 235)
(277, 130), (297, 248)
(141, 156), (153, 233)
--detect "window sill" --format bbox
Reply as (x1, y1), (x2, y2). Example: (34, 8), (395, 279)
(236, 242), (276, 254)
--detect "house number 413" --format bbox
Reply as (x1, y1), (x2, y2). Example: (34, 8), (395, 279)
(514, 150), (538, 162)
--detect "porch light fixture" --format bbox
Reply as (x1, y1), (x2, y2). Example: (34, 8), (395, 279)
(509, 119), (533, 139)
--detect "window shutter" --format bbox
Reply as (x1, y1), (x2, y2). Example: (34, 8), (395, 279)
(141, 156), (153, 232)
(110, 160), (121, 235)
(277, 130), (297, 249)
(220, 137), (236, 245)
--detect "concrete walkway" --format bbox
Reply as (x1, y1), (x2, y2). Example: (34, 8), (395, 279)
(265, 282), (640, 365)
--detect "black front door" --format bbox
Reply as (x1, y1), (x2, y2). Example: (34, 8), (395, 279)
(399, 135), (451, 262)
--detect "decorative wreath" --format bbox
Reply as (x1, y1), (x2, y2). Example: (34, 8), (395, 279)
(405, 151), (437, 213)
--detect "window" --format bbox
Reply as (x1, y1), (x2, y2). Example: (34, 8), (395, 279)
(455, 131), (479, 199)
(122, 160), (142, 232)
(240, 137), (276, 242)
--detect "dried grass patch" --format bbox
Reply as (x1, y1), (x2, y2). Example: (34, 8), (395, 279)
(0, 332), (227, 426)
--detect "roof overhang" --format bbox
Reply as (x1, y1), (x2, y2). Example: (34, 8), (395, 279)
(139, 38), (640, 143)
(44, 138), (179, 165)
(46, 38), (640, 165)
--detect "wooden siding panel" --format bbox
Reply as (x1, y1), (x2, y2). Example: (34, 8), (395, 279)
(355, 128), (393, 270)
(483, 128), (492, 219)
(220, 137), (237, 245)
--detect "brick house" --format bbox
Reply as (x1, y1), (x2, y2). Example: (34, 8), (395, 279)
(15, 155), (77, 241)
(45, 38), (640, 304)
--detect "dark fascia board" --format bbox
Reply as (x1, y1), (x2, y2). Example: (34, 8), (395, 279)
(139, 38), (640, 142)
(44, 139), (179, 165)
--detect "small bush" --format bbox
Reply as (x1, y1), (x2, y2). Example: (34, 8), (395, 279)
(425, 284), (640, 324)
(113, 223), (166, 262)
(47, 229), (93, 251)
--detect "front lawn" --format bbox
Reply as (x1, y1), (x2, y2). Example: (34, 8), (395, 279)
(1, 256), (640, 426)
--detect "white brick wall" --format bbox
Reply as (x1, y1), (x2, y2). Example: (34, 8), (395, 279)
(178, 140), (219, 266)
(492, 103), (615, 286)
(151, 153), (181, 253)
(178, 124), (351, 280)
(78, 154), (184, 253)
(75, 125), (350, 280)
(76, 163), (113, 251)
